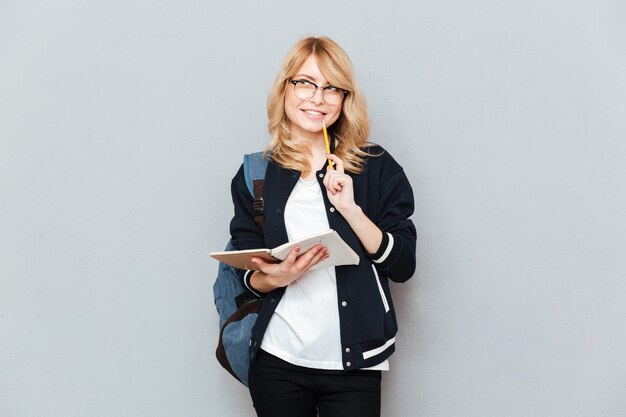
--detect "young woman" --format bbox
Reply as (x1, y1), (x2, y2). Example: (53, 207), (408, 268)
(229, 36), (417, 417)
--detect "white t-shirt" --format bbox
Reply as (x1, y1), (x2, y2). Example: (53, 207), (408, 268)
(260, 177), (389, 371)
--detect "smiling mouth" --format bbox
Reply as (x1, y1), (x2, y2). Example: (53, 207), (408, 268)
(302, 109), (327, 117)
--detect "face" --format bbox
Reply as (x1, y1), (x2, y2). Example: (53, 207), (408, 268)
(284, 55), (343, 141)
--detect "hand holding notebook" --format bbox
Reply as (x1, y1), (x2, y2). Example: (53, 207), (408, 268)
(210, 229), (359, 271)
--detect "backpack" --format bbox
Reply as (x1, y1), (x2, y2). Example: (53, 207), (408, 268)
(213, 152), (268, 386)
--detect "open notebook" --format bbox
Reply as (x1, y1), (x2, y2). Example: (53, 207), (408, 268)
(210, 229), (360, 271)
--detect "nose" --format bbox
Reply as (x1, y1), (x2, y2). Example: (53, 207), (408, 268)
(308, 87), (325, 105)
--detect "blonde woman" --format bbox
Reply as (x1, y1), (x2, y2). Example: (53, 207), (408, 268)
(229, 36), (417, 417)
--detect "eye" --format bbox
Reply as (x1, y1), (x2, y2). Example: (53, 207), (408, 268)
(293, 79), (314, 88)
(324, 85), (341, 93)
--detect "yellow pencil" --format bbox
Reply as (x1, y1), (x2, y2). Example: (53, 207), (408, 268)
(322, 121), (334, 170)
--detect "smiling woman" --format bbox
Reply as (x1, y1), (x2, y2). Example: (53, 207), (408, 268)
(283, 55), (344, 151)
(226, 36), (417, 417)
(266, 37), (371, 178)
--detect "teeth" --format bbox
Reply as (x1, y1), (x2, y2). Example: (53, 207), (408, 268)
(305, 110), (324, 116)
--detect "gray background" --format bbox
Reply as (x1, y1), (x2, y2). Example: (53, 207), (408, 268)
(1, 0), (625, 416)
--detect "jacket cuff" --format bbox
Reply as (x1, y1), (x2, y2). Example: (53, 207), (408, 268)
(243, 270), (263, 297)
(369, 232), (395, 265)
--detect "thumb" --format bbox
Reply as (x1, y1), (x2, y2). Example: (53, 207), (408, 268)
(251, 257), (268, 270)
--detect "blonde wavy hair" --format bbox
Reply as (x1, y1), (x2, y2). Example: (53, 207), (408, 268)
(266, 36), (371, 175)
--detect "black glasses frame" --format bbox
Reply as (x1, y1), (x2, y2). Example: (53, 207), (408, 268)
(289, 79), (348, 102)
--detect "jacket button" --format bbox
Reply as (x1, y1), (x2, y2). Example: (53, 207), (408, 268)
(275, 209), (282, 215)
(329, 207), (335, 213)
(319, 173), (324, 178)
(346, 362), (352, 367)
(341, 301), (347, 307)
(270, 298), (276, 304)
(345, 347), (350, 353)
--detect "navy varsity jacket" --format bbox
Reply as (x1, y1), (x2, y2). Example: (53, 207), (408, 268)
(229, 144), (417, 370)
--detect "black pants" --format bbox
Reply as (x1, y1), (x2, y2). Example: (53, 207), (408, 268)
(249, 350), (382, 417)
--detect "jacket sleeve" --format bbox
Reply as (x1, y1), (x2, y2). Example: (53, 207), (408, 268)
(229, 164), (266, 297)
(366, 157), (417, 283)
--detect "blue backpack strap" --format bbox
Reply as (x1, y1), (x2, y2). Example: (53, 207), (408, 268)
(243, 151), (269, 195)
(243, 151), (269, 231)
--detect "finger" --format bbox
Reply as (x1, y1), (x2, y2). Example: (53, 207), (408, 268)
(294, 245), (323, 270)
(299, 245), (323, 262)
(251, 257), (275, 273)
(331, 176), (344, 194)
(282, 246), (301, 265)
(326, 153), (344, 173)
(299, 249), (330, 274)
(323, 171), (332, 192)
(322, 170), (330, 188)
(324, 172), (340, 194)
(309, 248), (329, 267)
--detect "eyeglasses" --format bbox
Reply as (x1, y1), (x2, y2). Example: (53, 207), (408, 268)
(289, 79), (348, 104)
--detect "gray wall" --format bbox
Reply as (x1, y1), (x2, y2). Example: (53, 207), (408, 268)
(1, 1), (625, 416)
